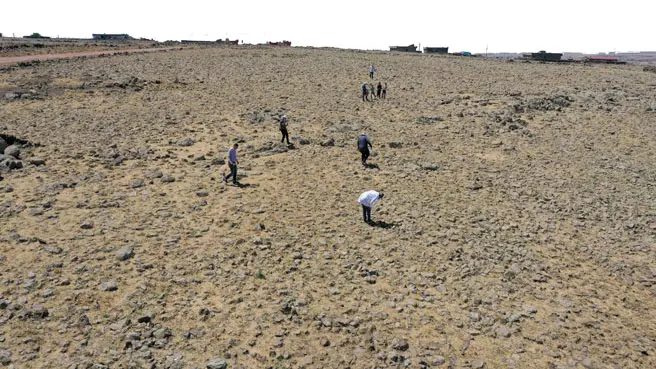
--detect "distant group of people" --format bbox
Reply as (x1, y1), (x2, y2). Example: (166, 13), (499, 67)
(362, 65), (387, 102)
(361, 81), (387, 101)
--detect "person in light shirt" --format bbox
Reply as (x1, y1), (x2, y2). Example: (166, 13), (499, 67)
(223, 143), (239, 185)
(358, 190), (384, 223)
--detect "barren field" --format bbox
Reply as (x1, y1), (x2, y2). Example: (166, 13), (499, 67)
(0, 38), (164, 58)
(1, 46), (655, 369)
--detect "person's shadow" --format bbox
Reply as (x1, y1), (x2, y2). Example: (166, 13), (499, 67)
(364, 163), (380, 170)
(233, 182), (252, 188)
(369, 220), (397, 229)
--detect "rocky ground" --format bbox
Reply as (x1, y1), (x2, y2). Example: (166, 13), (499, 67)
(0, 46), (655, 369)
(0, 38), (164, 58)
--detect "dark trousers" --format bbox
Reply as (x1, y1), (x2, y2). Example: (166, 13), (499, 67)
(280, 129), (290, 144)
(225, 163), (237, 184)
(359, 148), (370, 164)
(362, 205), (372, 222)
(369, 72), (374, 79)
(377, 89), (381, 98)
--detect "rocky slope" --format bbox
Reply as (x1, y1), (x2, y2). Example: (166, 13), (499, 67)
(0, 46), (655, 369)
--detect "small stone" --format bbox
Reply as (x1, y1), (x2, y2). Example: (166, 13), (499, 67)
(115, 246), (134, 261)
(431, 356), (446, 366)
(205, 358), (227, 369)
(319, 337), (330, 347)
(129, 178), (145, 188)
(80, 221), (94, 229)
(391, 338), (409, 351)
(41, 288), (54, 298)
(4, 145), (20, 158)
(125, 332), (140, 341)
(211, 157), (225, 166)
(27, 157), (45, 166)
(177, 138), (195, 147)
(472, 359), (486, 368)
(0, 349), (12, 365)
(0, 183), (14, 193)
(495, 326), (511, 338)
(153, 327), (172, 339)
(43, 245), (63, 254)
(196, 190), (209, 197)
(99, 280), (118, 292)
(319, 137), (335, 147)
(388, 141), (403, 148)
(138, 311), (155, 323)
(161, 175), (175, 183)
(27, 303), (49, 319)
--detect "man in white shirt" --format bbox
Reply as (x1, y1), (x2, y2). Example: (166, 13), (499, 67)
(358, 190), (384, 223)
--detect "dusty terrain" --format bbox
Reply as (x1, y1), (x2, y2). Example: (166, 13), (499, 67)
(1, 46), (655, 369)
(0, 38), (164, 58)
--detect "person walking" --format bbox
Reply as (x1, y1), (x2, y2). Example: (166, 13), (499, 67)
(223, 143), (239, 185)
(382, 83), (387, 99)
(369, 64), (376, 79)
(361, 83), (369, 102)
(369, 84), (376, 100)
(279, 114), (290, 145)
(358, 132), (373, 167)
(358, 190), (384, 223)
(376, 82), (382, 99)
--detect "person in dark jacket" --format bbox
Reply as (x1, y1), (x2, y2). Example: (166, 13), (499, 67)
(361, 83), (369, 102)
(279, 115), (290, 145)
(376, 82), (382, 99)
(357, 132), (373, 167)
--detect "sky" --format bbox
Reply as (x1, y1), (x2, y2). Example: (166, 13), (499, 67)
(3, 0), (654, 53)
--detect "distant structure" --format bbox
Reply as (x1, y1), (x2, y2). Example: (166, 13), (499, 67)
(424, 47), (449, 54)
(584, 55), (625, 64)
(524, 51), (563, 62)
(452, 51), (473, 56)
(267, 41), (291, 46)
(23, 33), (50, 39)
(92, 34), (132, 40)
(389, 44), (419, 52)
(181, 39), (239, 45)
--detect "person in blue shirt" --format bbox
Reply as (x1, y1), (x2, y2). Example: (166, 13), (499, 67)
(361, 83), (369, 102)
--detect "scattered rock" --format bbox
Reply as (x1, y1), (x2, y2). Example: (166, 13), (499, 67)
(319, 137), (335, 147)
(206, 357), (227, 369)
(138, 311), (155, 323)
(99, 280), (118, 292)
(115, 246), (134, 261)
(391, 338), (409, 351)
(27, 157), (45, 166)
(128, 178), (145, 188)
(495, 326), (511, 338)
(80, 221), (94, 229)
(388, 141), (403, 148)
(25, 303), (49, 319)
(161, 174), (175, 183)
(177, 138), (195, 147)
(4, 145), (20, 158)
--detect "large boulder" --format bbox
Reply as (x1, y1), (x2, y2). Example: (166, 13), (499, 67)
(0, 137), (6, 153)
